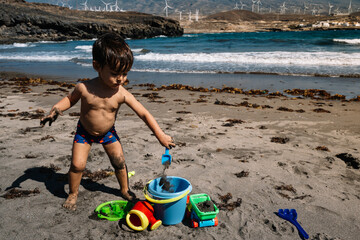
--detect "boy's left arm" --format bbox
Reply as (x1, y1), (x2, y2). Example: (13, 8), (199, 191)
(124, 90), (175, 149)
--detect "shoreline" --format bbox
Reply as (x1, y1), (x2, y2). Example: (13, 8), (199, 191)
(2, 71), (360, 100)
(0, 74), (359, 239)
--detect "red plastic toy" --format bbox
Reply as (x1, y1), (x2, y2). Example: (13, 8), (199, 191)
(126, 201), (162, 231)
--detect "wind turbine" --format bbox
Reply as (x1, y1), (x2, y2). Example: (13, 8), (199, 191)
(328, 3), (334, 15)
(176, 10), (182, 21)
(64, 0), (73, 9)
(164, 0), (173, 17)
(303, 2), (309, 14)
(251, 0), (257, 12)
(240, 1), (246, 10)
(112, 0), (120, 12)
(311, 7), (317, 15)
(280, 2), (287, 14)
(60, 0), (70, 8)
(256, 0), (262, 13)
(234, 3), (239, 10)
(58, 0), (66, 7)
(348, 0), (352, 14)
(80, 0), (88, 11)
(195, 9), (199, 21)
(188, 10), (192, 21)
(101, 0), (112, 12)
(114, 0), (125, 12)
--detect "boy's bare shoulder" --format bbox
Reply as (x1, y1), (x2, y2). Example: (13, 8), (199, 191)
(74, 78), (96, 92)
(77, 78), (96, 87)
(118, 86), (134, 97)
(118, 86), (139, 104)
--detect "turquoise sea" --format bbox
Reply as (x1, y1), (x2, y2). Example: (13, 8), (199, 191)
(0, 30), (359, 97)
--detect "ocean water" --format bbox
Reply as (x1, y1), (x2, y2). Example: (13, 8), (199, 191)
(0, 30), (359, 97)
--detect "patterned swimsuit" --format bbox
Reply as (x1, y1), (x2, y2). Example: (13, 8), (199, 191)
(74, 121), (120, 145)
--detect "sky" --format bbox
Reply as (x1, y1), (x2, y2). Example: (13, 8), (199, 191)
(26, 0), (360, 15)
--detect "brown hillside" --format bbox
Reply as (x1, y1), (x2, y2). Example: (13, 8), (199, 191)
(206, 10), (264, 21)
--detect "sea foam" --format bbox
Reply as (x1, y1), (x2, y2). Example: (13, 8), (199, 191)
(0, 43), (36, 49)
(333, 39), (360, 45)
(135, 51), (360, 67)
(75, 45), (92, 52)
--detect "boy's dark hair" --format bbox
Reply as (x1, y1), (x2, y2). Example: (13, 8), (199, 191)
(92, 33), (133, 73)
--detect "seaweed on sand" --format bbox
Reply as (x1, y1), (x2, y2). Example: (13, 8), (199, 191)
(271, 137), (290, 144)
(2, 188), (40, 199)
(216, 192), (242, 211)
(82, 168), (114, 181)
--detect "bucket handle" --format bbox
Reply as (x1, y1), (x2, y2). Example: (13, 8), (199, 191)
(143, 181), (190, 204)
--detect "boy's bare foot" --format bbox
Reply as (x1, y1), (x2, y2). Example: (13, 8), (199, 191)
(120, 190), (136, 202)
(63, 193), (78, 211)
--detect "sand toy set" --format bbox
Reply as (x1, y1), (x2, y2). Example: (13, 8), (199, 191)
(93, 148), (310, 239)
(94, 148), (220, 231)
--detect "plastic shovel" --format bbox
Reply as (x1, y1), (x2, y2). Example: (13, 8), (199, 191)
(161, 148), (172, 166)
(277, 209), (309, 239)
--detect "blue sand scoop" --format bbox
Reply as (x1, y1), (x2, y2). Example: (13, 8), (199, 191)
(277, 209), (309, 239)
(161, 148), (172, 165)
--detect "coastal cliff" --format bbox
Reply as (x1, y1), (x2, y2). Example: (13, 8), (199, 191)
(0, 0), (183, 44)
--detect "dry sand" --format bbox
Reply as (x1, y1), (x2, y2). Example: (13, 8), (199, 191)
(0, 76), (359, 240)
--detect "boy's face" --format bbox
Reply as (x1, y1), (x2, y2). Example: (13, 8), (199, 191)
(93, 62), (128, 89)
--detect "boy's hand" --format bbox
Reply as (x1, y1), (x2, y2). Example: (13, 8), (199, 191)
(160, 134), (176, 149)
(40, 107), (63, 127)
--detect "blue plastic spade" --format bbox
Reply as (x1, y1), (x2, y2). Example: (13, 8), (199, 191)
(277, 209), (309, 239)
(161, 148), (172, 165)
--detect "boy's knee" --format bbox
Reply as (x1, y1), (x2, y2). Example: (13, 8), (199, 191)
(109, 155), (126, 170)
(70, 162), (86, 173)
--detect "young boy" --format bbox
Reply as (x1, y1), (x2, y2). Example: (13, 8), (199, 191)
(40, 33), (175, 211)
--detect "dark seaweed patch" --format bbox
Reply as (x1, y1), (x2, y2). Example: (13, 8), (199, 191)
(271, 137), (290, 144)
(235, 171), (250, 178)
(2, 188), (40, 199)
(82, 168), (114, 181)
(336, 153), (360, 169)
(275, 184), (296, 193)
(316, 146), (330, 152)
(216, 192), (242, 211)
(132, 180), (145, 190)
(313, 108), (331, 113)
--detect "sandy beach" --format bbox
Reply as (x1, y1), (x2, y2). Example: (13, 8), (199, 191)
(0, 75), (359, 240)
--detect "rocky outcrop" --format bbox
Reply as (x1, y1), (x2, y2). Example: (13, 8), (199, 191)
(0, 0), (183, 44)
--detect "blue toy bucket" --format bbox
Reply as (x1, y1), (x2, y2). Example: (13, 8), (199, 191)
(144, 176), (192, 225)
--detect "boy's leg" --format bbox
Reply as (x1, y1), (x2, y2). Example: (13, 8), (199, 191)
(63, 142), (91, 210)
(103, 141), (135, 201)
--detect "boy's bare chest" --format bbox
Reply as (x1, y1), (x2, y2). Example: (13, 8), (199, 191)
(82, 94), (121, 112)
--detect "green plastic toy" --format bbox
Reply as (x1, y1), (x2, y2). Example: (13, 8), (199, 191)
(94, 200), (134, 221)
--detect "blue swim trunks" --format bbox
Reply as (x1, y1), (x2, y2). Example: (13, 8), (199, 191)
(74, 121), (120, 145)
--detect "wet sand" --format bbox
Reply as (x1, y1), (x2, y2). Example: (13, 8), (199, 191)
(0, 75), (359, 240)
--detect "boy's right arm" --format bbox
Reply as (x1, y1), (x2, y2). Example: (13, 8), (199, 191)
(40, 84), (82, 127)
(123, 89), (175, 149)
